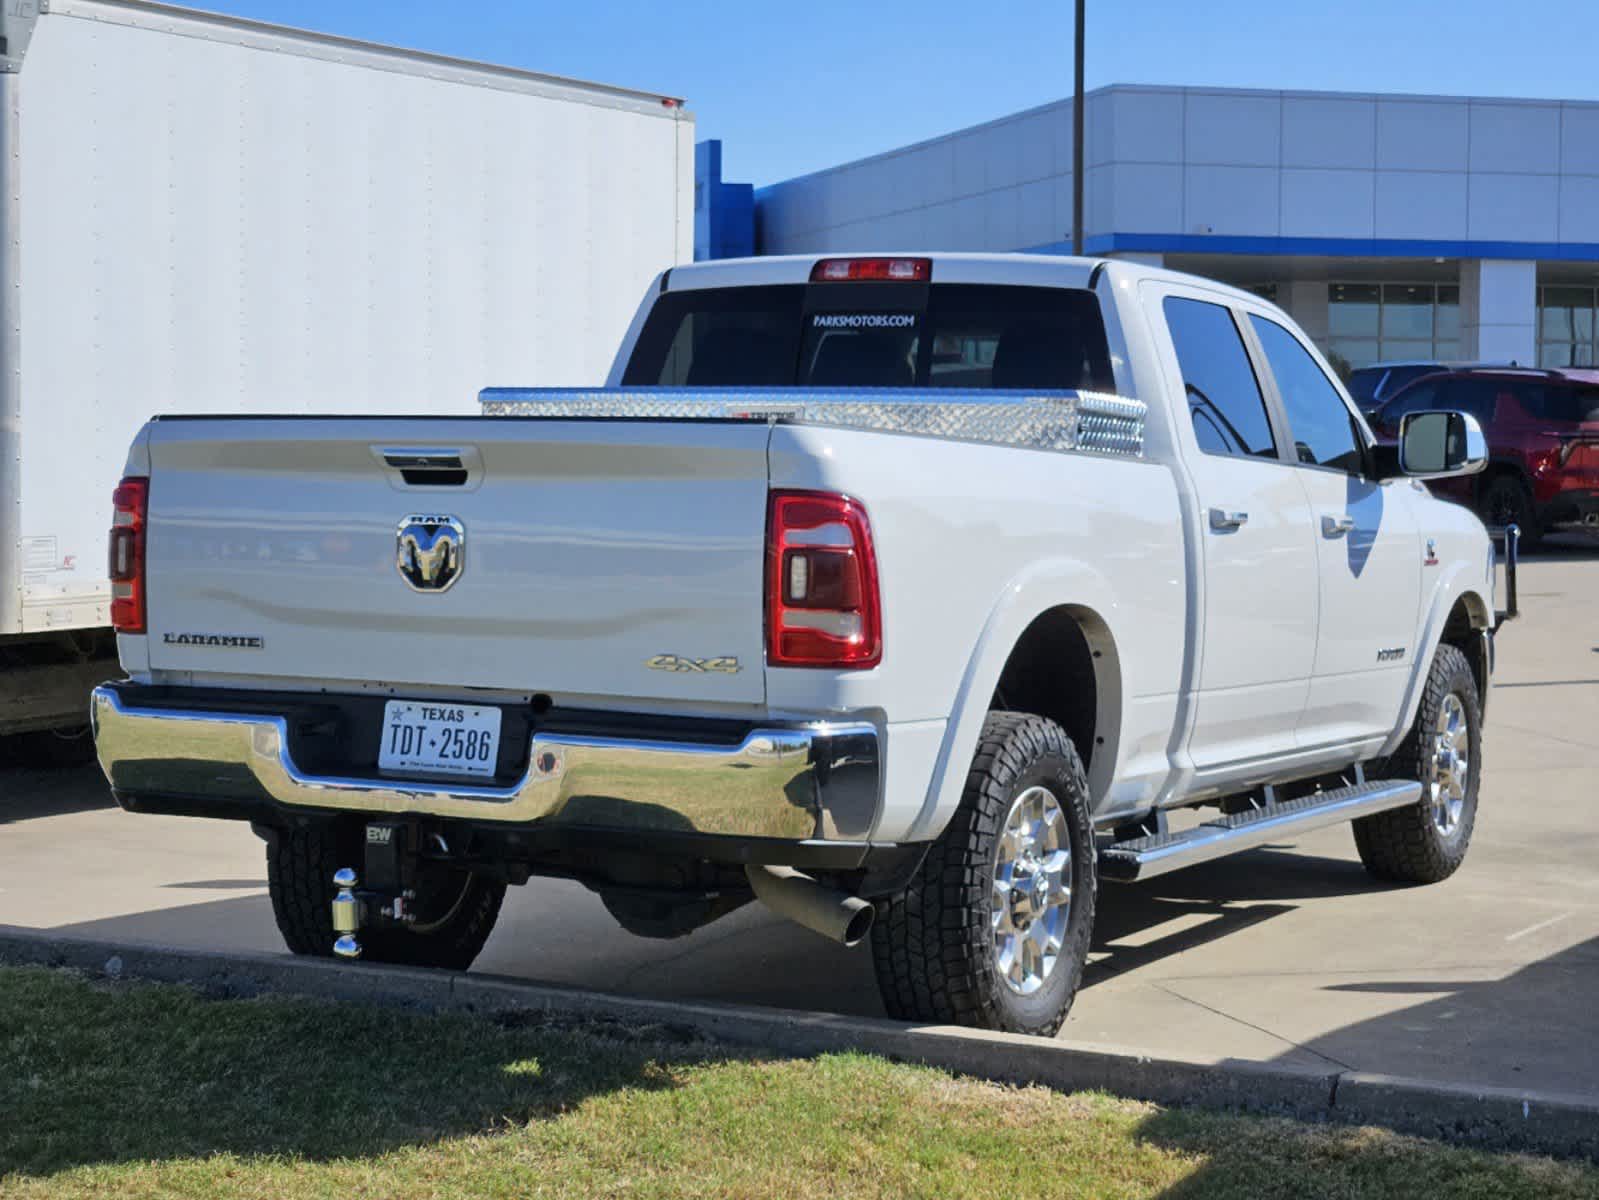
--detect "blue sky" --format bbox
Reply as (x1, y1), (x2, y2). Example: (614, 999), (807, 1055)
(192, 0), (1599, 186)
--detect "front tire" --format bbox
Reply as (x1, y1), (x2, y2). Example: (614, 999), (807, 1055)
(266, 823), (505, 971)
(1354, 643), (1481, 884)
(871, 711), (1096, 1036)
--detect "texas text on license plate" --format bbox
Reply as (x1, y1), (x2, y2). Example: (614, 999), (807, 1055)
(378, 700), (502, 779)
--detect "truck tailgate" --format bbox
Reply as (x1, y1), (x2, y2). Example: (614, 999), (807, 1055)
(141, 418), (770, 706)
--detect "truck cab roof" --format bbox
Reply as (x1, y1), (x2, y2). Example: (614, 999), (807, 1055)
(662, 252), (1275, 311)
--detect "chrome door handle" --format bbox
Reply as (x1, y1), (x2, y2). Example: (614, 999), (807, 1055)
(1322, 514), (1356, 537)
(1209, 508), (1249, 530)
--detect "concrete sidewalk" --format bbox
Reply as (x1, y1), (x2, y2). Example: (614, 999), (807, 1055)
(2, 539), (1597, 1106)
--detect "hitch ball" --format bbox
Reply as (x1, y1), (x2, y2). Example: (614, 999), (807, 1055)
(332, 867), (363, 959)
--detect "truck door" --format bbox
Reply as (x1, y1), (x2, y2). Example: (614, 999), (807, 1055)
(1244, 313), (1421, 747)
(1157, 292), (1319, 773)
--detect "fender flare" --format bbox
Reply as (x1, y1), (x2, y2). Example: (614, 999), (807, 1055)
(1379, 569), (1492, 759)
(903, 558), (1125, 844)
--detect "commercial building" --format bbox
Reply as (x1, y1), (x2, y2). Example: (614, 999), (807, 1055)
(697, 84), (1599, 371)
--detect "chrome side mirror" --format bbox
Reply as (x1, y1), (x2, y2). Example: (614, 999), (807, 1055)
(1399, 410), (1488, 478)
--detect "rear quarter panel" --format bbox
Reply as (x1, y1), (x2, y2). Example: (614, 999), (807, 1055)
(766, 425), (1186, 842)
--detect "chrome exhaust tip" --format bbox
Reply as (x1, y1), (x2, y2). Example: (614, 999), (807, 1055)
(746, 864), (874, 946)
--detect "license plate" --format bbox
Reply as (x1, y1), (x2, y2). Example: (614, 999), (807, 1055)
(378, 700), (502, 779)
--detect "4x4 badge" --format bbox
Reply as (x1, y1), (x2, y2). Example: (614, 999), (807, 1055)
(646, 654), (741, 674)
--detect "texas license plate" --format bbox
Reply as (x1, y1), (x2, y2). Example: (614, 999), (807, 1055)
(378, 700), (502, 779)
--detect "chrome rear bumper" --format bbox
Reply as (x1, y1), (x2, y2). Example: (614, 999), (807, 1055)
(91, 685), (881, 842)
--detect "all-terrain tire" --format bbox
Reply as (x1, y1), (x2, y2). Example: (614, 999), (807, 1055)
(870, 711), (1096, 1036)
(1354, 643), (1481, 884)
(1478, 474), (1541, 549)
(265, 822), (505, 970)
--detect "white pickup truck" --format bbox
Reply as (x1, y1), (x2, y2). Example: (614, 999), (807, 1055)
(92, 254), (1517, 1035)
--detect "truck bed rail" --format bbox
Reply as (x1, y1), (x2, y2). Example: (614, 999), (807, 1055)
(479, 387), (1147, 459)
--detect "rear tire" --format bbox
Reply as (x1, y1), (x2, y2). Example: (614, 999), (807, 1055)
(1354, 643), (1481, 884)
(1478, 474), (1541, 549)
(266, 823), (505, 971)
(870, 711), (1096, 1036)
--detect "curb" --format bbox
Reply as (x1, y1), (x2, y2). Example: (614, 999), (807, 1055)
(2, 925), (1593, 1160)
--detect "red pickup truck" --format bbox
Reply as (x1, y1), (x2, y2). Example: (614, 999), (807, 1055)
(1372, 366), (1599, 546)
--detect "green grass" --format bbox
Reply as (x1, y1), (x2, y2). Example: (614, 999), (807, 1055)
(1, 966), (1595, 1199)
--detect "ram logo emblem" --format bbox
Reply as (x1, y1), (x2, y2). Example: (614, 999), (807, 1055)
(396, 515), (464, 593)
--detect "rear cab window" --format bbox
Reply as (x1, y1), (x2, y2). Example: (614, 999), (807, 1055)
(623, 283), (1115, 392)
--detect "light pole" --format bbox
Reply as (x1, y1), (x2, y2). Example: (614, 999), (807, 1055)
(1072, 0), (1085, 256)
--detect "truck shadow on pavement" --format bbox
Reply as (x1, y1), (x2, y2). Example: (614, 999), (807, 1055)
(1084, 848), (1386, 986)
(38, 844), (1382, 1021)
(1282, 933), (1599, 1099)
(0, 760), (113, 825)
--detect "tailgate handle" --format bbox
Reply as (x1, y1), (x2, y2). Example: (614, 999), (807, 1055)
(381, 449), (469, 487)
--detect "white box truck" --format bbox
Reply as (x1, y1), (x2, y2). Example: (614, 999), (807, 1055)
(0, 0), (693, 753)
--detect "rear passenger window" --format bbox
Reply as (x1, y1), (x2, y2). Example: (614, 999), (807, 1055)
(1164, 298), (1277, 459)
(1380, 379), (1441, 423)
(1523, 385), (1599, 424)
(1379, 365), (1439, 398)
(1438, 379), (1500, 423)
(1249, 315), (1365, 474)
(1347, 368), (1384, 407)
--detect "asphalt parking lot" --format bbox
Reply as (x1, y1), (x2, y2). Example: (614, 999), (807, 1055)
(3, 537), (1596, 1098)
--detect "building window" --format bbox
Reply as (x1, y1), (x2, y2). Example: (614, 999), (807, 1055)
(1327, 283), (1460, 369)
(1538, 287), (1598, 368)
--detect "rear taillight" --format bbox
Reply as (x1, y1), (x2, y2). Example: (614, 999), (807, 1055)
(108, 476), (148, 634)
(766, 490), (881, 669)
(810, 257), (931, 282)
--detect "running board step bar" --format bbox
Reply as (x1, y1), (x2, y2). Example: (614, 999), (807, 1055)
(1099, 779), (1424, 883)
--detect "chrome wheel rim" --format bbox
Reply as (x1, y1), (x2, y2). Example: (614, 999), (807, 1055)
(1430, 693), (1470, 835)
(991, 785), (1072, 996)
